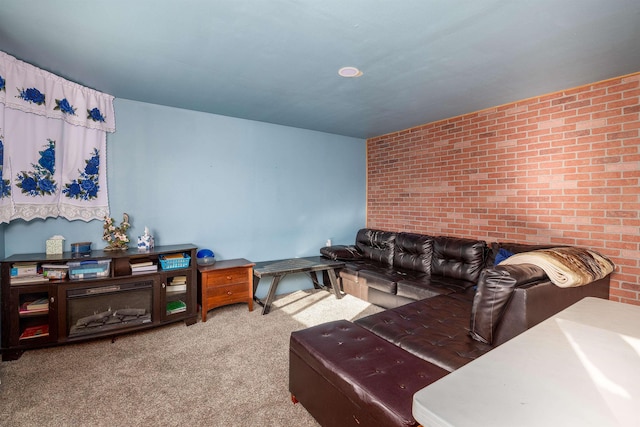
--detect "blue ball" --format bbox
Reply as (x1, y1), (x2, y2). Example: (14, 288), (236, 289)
(197, 249), (214, 258)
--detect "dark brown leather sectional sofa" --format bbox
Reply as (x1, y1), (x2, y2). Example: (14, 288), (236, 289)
(289, 228), (611, 427)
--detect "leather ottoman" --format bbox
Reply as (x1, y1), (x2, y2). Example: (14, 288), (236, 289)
(289, 320), (448, 427)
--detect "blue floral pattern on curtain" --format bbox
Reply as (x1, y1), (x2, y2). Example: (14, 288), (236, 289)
(63, 148), (100, 200)
(16, 140), (57, 196)
(0, 50), (115, 223)
(0, 136), (11, 198)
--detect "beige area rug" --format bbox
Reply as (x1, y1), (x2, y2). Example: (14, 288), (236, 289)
(0, 290), (382, 426)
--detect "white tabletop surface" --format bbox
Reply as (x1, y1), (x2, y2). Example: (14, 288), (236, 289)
(413, 297), (640, 427)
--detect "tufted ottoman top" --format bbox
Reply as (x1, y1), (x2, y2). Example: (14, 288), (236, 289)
(290, 319), (447, 427)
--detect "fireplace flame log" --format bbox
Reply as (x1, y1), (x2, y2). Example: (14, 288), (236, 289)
(76, 309), (112, 327)
(113, 308), (146, 317)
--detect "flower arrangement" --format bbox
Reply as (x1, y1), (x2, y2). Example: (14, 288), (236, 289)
(103, 213), (130, 250)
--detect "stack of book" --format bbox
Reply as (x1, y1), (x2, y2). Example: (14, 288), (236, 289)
(130, 260), (158, 274)
(19, 297), (49, 316)
(10, 262), (48, 284)
(166, 275), (187, 293)
(19, 324), (49, 340)
(166, 300), (187, 314)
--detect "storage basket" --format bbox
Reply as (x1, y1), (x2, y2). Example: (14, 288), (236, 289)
(159, 254), (191, 271)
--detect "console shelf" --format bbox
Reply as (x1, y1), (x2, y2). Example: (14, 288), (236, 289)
(1, 244), (198, 361)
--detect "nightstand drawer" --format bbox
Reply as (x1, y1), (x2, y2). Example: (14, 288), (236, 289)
(206, 283), (249, 304)
(204, 268), (248, 287)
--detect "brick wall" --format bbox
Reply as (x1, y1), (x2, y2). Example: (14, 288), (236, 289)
(367, 73), (640, 305)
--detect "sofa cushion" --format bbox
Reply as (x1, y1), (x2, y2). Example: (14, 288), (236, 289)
(358, 269), (398, 294)
(368, 288), (416, 309)
(395, 273), (474, 300)
(340, 258), (388, 274)
(356, 295), (492, 371)
(428, 275), (476, 293)
(393, 233), (433, 274)
(395, 276), (447, 300)
(289, 320), (448, 427)
(431, 236), (486, 284)
(338, 257), (394, 286)
(355, 228), (397, 266)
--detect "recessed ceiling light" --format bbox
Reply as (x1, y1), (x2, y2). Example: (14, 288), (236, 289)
(338, 66), (363, 78)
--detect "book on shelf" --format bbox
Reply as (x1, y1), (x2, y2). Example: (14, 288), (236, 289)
(19, 324), (49, 340)
(131, 263), (158, 274)
(41, 263), (69, 269)
(22, 297), (49, 310)
(163, 253), (185, 260)
(19, 298), (49, 315)
(10, 262), (39, 277)
(27, 297), (49, 310)
(130, 261), (154, 267)
(166, 284), (187, 293)
(166, 300), (187, 314)
(167, 275), (187, 292)
(10, 274), (49, 285)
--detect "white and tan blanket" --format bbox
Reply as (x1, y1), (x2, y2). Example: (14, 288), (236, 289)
(498, 247), (614, 288)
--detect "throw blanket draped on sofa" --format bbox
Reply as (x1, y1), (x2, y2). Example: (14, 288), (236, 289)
(498, 247), (614, 288)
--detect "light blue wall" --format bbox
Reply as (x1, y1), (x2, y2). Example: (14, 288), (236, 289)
(3, 99), (366, 297)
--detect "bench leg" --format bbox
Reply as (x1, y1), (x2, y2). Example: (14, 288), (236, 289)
(261, 275), (282, 315)
(327, 268), (343, 299)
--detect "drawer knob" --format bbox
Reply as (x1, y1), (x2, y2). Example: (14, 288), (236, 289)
(226, 276), (232, 280)
(227, 291), (232, 295)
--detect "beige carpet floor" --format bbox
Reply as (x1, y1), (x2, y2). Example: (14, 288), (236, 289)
(0, 289), (382, 426)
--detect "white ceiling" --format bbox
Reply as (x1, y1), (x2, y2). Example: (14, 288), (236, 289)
(1, 0), (639, 139)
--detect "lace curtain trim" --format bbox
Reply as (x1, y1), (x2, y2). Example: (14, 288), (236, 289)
(0, 51), (115, 133)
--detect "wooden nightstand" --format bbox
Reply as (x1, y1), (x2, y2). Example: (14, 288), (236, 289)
(197, 258), (254, 322)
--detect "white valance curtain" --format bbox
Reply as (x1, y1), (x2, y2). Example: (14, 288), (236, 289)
(0, 51), (115, 223)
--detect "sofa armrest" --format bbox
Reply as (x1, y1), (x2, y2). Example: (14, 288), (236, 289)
(470, 264), (547, 344)
(320, 245), (363, 261)
(492, 274), (610, 346)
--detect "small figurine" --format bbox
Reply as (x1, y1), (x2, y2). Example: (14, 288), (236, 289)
(137, 226), (155, 251)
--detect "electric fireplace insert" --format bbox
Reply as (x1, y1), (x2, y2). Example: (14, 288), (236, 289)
(66, 279), (153, 338)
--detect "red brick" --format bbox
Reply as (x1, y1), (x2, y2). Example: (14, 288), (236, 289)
(367, 72), (640, 305)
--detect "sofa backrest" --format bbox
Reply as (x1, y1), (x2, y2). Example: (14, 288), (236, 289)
(431, 236), (486, 283)
(355, 228), (397, 266)
(393, 232), (433, 274)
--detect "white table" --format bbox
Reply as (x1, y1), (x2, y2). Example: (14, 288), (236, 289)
(413, 297), (640, 427)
